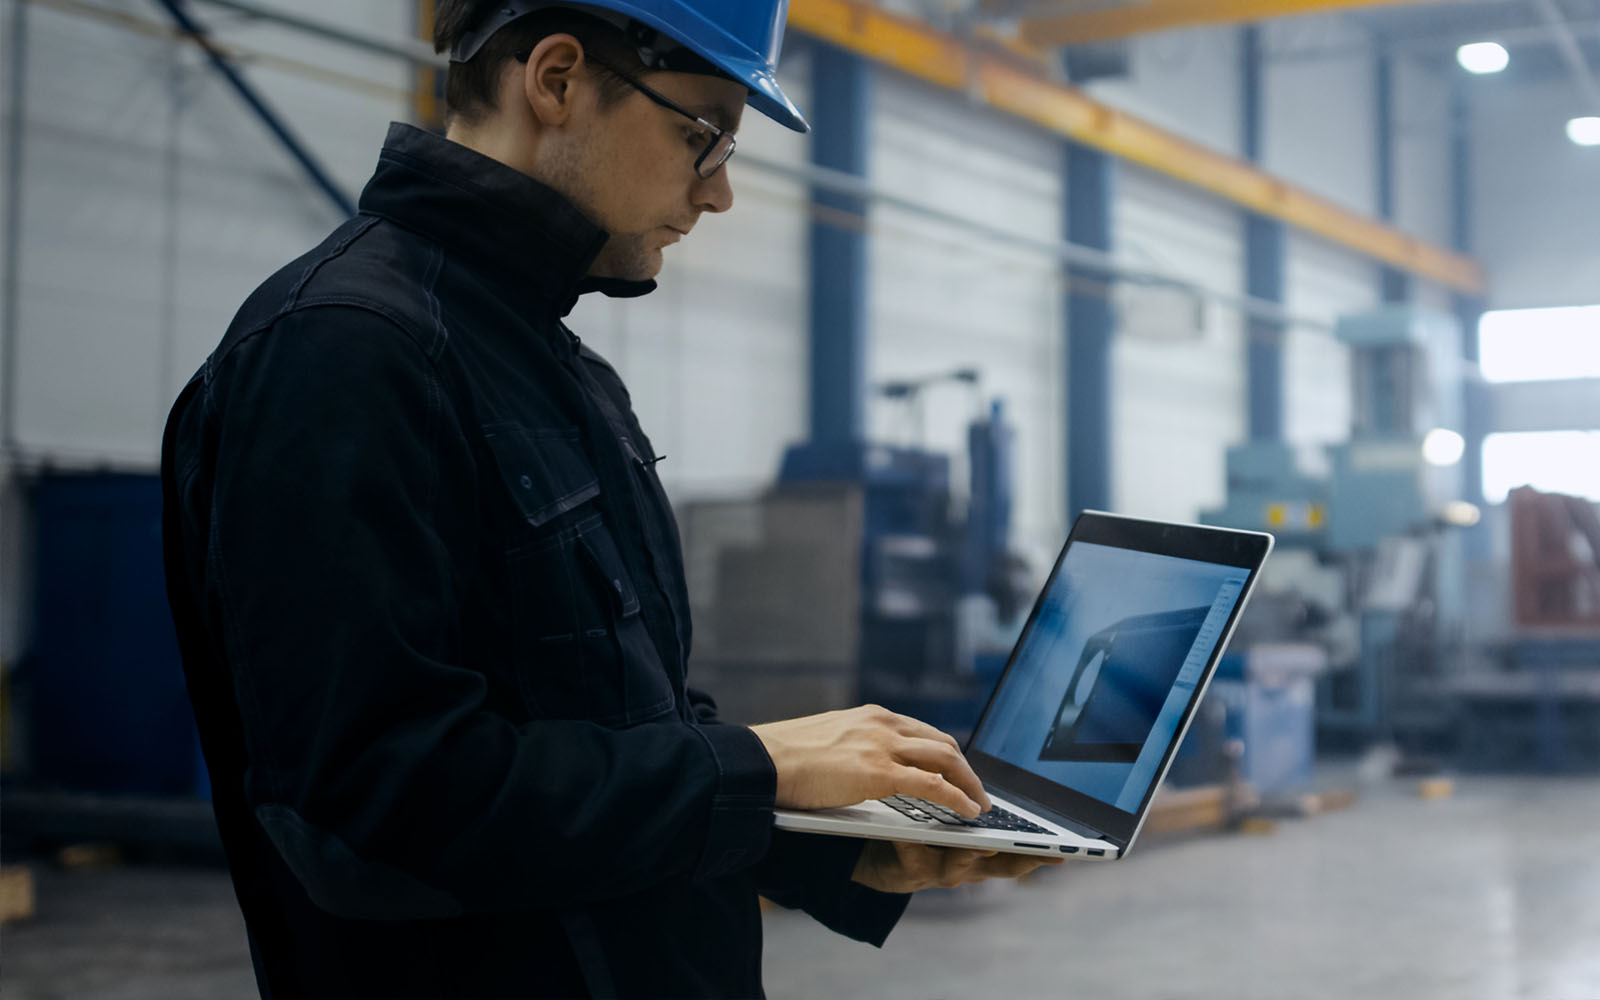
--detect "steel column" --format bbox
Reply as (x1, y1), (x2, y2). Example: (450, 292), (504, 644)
(807, 43), (872, 446)
(1242, 26), (1286, 442)
(1375, 52), (1410, 303)
(1065, 141), (1115, 521)
(1451, 83), (1488, 546)
(1246, 215), (1286, 441)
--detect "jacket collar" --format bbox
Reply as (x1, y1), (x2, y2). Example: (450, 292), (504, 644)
(357, 123), (656, 317)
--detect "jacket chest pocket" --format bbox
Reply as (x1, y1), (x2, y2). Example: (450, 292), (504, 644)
(483, 423), (675, 727)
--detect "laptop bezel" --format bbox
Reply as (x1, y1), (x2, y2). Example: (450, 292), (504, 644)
(963, 511), (1273, 850)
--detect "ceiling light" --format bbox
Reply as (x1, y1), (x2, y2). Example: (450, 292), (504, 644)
(1457, 42), (1509, 74)
(1423, 428), (1466, 467)
(1442, 501), (1482, 528)
(1568, 117), (1600, 146)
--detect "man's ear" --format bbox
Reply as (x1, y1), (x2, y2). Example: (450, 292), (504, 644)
(521, 34), (586, 126)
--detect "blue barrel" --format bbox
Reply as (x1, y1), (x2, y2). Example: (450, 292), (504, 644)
(29, 473), (204, 797)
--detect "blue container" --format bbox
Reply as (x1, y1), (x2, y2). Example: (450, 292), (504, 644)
(29, 473), (205, 797)
(1209, 646), (1321, 796)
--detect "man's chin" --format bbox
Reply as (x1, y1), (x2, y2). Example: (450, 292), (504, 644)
(589, 246), (664, 283)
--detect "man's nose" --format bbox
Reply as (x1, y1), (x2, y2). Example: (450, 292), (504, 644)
(693, 164), (734, 214)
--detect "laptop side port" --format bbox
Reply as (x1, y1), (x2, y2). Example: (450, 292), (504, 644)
(1013, 843), (1052, 851)
(1060, 846), (1078, 853)
(1087, 848), (1105, 857)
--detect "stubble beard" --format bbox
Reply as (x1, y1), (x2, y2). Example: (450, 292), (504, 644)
(545, 141), (660, 282)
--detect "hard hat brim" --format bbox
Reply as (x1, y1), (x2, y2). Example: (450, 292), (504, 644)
(726, 60), (809, 133)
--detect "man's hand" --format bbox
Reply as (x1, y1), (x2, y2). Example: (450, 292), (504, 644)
(750, 705), (992, 818)
(850, 840), (1065, 894)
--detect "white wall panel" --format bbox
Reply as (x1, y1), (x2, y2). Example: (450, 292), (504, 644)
(1083, 27), (1242, 154)
(1472, 79), (1600, 309)
(868, 71), (1065, 555)
(1262, 16), (1376, 216)
(8, 2), (407, 463)
(1393, 58), (1452, 249)
(1112, 167), (1246, 523)
(1284, 232), (1376, 446)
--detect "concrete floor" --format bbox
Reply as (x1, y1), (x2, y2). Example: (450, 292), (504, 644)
(4, 776), (1599, 999)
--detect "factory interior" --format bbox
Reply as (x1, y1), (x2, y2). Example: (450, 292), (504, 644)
(1, 0), (1599, 996)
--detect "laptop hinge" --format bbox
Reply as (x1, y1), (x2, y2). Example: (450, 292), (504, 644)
(1002, 789), (1110, 844)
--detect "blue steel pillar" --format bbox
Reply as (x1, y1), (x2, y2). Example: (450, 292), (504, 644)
(1451, 82), (1489, 558)
(1064, 141), (1115, 521)
(1242, 25), (1286, 442)
(1375, 52), (1410, 303)
(807, 43), (872, 446)
(1246, 217), (1286, 440)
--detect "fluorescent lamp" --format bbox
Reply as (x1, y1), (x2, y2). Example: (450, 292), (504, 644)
(1423, 428), (1466, 467)
(1457, 42), (1509, 74)
(1442, 501), (1482, 528)
(1568, 117), (1600, 146)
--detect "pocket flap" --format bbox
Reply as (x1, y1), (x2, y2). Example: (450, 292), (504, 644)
(482, 423), (600, 528)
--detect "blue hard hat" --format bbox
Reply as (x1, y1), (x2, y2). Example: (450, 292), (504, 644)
(450, 1), (808, 133)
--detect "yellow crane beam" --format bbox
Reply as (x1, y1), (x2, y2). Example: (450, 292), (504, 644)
(1013, 0), (1431, 48)
(787, 0), (1485, 294)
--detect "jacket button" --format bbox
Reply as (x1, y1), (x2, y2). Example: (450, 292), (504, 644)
(519, 474), (533, 490)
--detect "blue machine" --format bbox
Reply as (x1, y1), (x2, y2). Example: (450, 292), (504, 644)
(1203, 306), (1472, 747)
(778, 384), (1019, 736)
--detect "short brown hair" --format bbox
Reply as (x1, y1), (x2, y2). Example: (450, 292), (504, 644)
(432, 3), (648, 124)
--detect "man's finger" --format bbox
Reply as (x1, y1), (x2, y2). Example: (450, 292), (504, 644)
(979, 854), (1065, 879)
(890, 738), (991, 814)
(894, 766), (983, 818)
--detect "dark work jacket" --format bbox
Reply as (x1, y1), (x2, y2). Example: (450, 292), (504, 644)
(161, 123), (909, 999)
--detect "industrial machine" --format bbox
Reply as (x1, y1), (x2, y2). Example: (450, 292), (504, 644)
(1202, 306), (1475, 753)
(1452, 486), (1600, 772)
(772, 370), (1025, 737)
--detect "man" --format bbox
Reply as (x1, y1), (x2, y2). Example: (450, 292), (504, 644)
(161, 1), (1058, 996)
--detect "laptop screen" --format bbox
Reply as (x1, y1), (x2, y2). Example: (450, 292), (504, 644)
(966, 513), (1269, 845)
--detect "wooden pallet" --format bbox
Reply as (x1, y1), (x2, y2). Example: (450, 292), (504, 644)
(0, 866), (36, 924)
(1144, 785), (1231, 836)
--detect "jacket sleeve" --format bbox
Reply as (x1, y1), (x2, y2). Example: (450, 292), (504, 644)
(184, 306), (776, 919)
(685, 686), (911, 945)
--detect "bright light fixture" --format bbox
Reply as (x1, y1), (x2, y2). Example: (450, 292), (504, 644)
(1457, 42), (1509, 74)
(1568, 116), (1600, 146)
(1423, 428), (1466, 467)
(1442, 501), (1482, 528)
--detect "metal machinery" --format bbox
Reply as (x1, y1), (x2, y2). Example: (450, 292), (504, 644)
(1452, 487), (1600, 772)
(775, 371), (1024, 738)
(1202, 306), (1473, 755)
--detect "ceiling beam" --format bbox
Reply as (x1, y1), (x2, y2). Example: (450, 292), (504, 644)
(1015, 0), (1434, 48)
(787, 0), (1486, 293)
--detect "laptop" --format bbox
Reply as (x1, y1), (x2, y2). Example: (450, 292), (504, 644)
(773, 511), (1273, 861)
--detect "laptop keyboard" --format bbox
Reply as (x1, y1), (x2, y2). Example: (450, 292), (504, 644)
(881, 795), (1053, 835)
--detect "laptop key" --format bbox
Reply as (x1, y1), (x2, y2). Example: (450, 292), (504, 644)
(893, 798), (1054, 835)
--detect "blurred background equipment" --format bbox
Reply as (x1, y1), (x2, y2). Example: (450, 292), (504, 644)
(685, 370), (1027, 739)
(1203, 306), (1473, 759)
(1448, 486), (1600, 772)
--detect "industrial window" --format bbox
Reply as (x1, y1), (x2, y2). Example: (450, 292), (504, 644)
(1478, 304), (1600, 382)
(1482, 431), (1600, 504)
